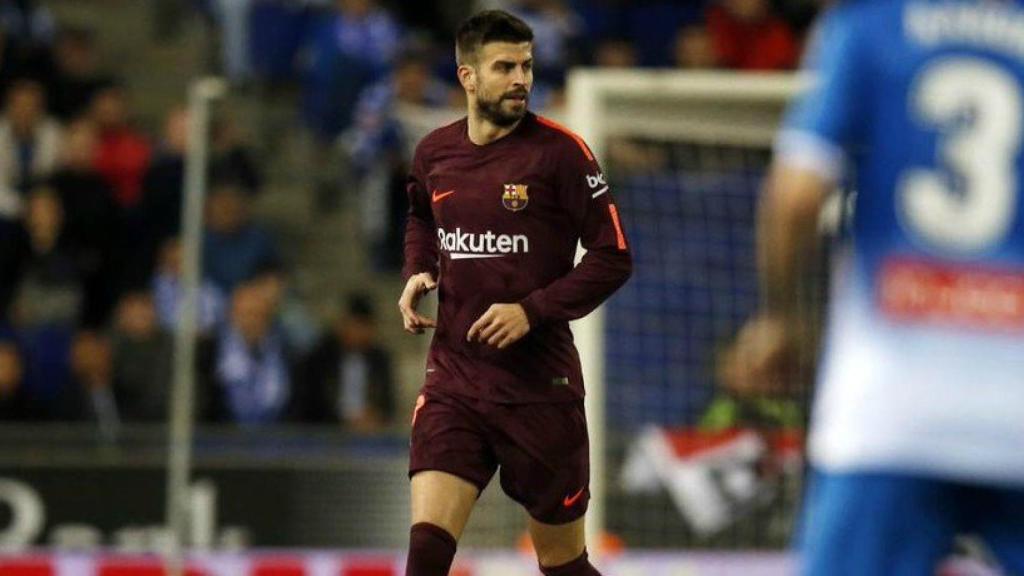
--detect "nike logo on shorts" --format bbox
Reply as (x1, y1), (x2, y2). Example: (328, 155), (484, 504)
(432, 189), (456, 203)
(563, 487), (586, 507)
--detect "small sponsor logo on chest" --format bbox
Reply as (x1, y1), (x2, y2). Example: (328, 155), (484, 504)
(502, 183), (529, 211)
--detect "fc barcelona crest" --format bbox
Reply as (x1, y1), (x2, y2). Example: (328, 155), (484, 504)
(502, 183), (529, 211)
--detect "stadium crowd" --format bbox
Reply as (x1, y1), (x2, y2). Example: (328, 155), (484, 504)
(0, 0), (816, 428)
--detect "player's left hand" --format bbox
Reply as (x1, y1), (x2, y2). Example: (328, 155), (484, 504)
(467, 303), (531, 349)
(719, 313), (801, 397)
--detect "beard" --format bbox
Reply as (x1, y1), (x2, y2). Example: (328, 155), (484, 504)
(476, 89), (529, 127)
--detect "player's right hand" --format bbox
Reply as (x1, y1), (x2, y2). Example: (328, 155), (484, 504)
(398, 272), (438, 334)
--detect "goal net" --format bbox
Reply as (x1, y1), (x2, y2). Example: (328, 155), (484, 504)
(566, 70), (818, 549)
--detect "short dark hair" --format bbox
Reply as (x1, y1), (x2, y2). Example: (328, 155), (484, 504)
(455, 10), (533, 65)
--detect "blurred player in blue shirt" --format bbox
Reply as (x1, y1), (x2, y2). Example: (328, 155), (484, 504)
(726, 1), (1024, 574)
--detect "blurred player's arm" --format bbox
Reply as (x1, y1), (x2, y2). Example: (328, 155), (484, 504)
(758, 164), (830, 318)
(399, 149), (439, 334)
(725, 5), (864, 396)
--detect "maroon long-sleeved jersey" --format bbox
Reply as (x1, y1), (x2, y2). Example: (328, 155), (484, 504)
(404, 112), (632, 403)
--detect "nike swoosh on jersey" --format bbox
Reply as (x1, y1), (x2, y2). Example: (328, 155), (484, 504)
(562, 487), (586, 507)
(432, 189), (456, 203)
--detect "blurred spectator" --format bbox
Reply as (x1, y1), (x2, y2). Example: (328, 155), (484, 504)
(202, 181), (278, 293)
(249, 260), (319, 357)
(507, 0), (584, 90)
(673, 24), (717, 69)
(4, 188), (82, 330)
(47, 26), (111, 121)
(0, 27), (50, 101)
(211, 0), (256, 83)
(347, 51), (450, 173)
(134, 107), (261, 283)
(0, 80), (62, 201)
(68, 330), (120, 431)
(0, 0), (54, 48)
(211, 114), (261, 194)
(0, 189), (81, 421)
(705, 0), (799, 71)
(593, 1), (704, 68)
(133, 106), (189, 283)
(344, 51), (449, 271)
(201, 278), (300, 425)
(0, 338), (26, 419)
(302, 0), (400, 141)
(111, 290), (172, 422)
(248, 0), (315, 84)
(153, 237), (227, 335)
(304, 293), (394, 431)
(593, 37), (637, 68)
(50, 119), (125, 327)
(90, 82), (152, 208)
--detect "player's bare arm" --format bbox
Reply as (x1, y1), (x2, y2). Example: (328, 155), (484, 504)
(398, 272), (438, 334)
(466, 303), (530, 349)
(723, 163), (829, 397)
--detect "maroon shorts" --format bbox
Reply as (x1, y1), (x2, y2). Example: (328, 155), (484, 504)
(408, 388), (590, 525)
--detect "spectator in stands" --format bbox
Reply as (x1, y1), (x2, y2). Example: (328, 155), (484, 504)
(153, 237), (226, 335)
(210, 0), (255, 84)
(593, 37), (637, 68)
(90, 82), (152, 208)
(110, 290), (172, 422)
(202, 180), (278, 293)
(0, 337), (25, 419)
(249, 260), (319, 357)
(344, 50), (449, 271)
(704, 0), (799, 71)
(301, 0), (401, 142)
(673, 24), (718, 69)
(135, 107), (260, 282)
(211, 114), (262, 195)
(506, 0), (584, 92)
(47, 26), (111, 121)
(4, 188), (82, 331)
(132, 106), (189, 285)
(303, 292), (394, 432)
(0, 27), (47, 103)
(1, 189), (81, 421)
(67, 330), (120, 430)
(201, 277), (300, 425)
(0, 0), (54, 48)
(50, 119), (124, 327)
(0, 80), (62, 201)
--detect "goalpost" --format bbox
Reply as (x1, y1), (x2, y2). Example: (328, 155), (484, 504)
(165, 77), (227, 575)
(566, 70), (805, 549)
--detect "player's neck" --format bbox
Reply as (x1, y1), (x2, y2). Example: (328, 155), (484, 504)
(466, 109), (523, 146)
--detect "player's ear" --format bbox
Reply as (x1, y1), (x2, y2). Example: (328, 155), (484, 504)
(457, 64), (476, 93)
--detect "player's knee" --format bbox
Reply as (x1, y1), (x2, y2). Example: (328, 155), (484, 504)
(535, 540), (585, 569)
(406, 522), (457, 576)
(539, 549), (601, 575)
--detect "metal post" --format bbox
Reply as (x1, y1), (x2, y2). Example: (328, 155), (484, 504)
(165, 77), (226, 576)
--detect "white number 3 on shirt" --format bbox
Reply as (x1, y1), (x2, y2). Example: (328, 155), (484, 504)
(899, 58), (1022, 253)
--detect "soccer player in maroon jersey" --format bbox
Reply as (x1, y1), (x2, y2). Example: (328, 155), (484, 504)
(397, 10), (632, 576)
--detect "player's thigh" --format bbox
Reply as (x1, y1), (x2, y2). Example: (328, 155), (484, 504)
(408, 391), (498, 539)
(799, 470), (957, 576)
(967, 484), (1024, 574)
(410, 470), (480, 540)
(527, 515), (586, 568)
(492, 400), (590, 525)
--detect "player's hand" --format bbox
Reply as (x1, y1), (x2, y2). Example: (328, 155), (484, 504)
(467, 303), (530, 349)
(398, 272), (438, 334)
(719, 313), (800, 397)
